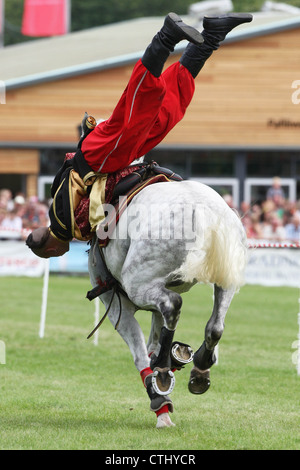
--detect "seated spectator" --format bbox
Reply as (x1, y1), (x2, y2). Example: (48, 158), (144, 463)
(36, 202), (49, 227)
(0, 188), (14, 211)
(266, 177), (285, 203)
(241, 214), (256, 238)
(240, 200), (251, 217)
(261, 198), (276, 222)
(14, 194), (26, 218)
(22, 196), (42, 230)
(282, 200), (297, 226)
(0, 207), (6, 226)
(249, 213), (264, 239)
(0, 207), (23, 239)
(262, 212), (286, 241)
(252, 203), (263, 218)
(285, 214), (300, 242)
(241, 212), (263, 239)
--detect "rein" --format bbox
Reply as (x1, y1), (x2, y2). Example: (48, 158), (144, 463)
(86, 241), (124, 339)
(86, 284), (122, 339)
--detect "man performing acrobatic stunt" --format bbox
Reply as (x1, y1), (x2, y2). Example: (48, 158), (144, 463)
(26, 11), (253, 258)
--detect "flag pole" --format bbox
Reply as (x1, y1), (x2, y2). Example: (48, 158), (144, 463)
(66, 0), (71, 33)
(0, 0), (5, 48)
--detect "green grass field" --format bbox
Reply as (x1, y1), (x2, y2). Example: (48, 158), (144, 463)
(0, 276), (299, 450)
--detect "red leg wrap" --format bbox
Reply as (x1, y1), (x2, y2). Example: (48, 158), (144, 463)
(140, 367), (171, 417)
(140, 367), (153, 387)
(155, 404), (169, 417)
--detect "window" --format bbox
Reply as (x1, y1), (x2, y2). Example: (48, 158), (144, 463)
(146, 148), (235, 179)
(244, 178), (296, 204)
(38, 176), (55, 201)
(190, 177), (240, 208)
(40, 147), (75, 175)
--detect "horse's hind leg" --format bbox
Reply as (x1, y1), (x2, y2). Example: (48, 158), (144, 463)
(189, 284), (235, 394)
(146, 285), (182, 364)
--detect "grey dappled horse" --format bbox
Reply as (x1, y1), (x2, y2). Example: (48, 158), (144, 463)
(88, 178), (248, 428)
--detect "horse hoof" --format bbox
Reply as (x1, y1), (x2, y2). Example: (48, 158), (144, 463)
(171, 341), (194, 369)
(156, 412), (176, 429)
(188, 367), (211, 394)
(152, 367), (175, 396)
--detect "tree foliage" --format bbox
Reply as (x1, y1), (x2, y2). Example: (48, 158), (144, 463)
(3, 0), (300, 46)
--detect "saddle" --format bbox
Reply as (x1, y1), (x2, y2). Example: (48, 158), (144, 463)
(74, 161), (183, 246)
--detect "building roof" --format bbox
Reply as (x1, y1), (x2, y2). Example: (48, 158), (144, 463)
(2, 11), (300, 90)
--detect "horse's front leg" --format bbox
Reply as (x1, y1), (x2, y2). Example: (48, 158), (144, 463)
(147, 310), (164, 357)
(189, 284), (236, 394)
(99, 291), (174, 427)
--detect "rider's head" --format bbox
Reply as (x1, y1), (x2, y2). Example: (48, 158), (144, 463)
(26, 227), (70, 259)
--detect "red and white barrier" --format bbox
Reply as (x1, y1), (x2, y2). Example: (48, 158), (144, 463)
(248, 240), (300, 249)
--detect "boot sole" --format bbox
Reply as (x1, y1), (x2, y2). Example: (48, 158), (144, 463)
(204, 13), (253, 22)
(203, 13), (253, 31)
(203, 13), (253, 26)
(168, 12), (204, 45)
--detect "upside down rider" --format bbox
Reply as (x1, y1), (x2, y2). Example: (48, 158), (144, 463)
(26, 11), (253, 259)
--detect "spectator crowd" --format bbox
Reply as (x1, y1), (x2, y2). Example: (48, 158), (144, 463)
(0, 188), (49, 240)
(224, 177), (300, 244)
(0, 176), (300, 243)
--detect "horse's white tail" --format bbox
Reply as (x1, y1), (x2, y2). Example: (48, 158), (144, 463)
(173, 205), (248, 291)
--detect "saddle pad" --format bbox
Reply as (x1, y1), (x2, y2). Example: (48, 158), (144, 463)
(98, 174), (172, 248)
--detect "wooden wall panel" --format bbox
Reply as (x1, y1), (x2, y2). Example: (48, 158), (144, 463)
(26, 174), (38, 197)
(163, 30), (300, 147)
(0, 149), (39, 174)
(1, 28), (300, 147)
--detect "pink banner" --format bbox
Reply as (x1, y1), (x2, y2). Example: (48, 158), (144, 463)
(22, 0), (69, 37)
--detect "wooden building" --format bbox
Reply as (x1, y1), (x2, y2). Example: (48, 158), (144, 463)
(1, 11), (300, 205)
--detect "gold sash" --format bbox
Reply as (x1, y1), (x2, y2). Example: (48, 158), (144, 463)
(69, 170), (107, 240)
(88, 174), (108, 232)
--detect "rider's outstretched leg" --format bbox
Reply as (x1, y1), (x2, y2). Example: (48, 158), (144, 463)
(180, 13), (253, 78)
(142, 12), (203, 77)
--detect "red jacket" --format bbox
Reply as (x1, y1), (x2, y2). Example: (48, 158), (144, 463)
(81, 59), (195, 173)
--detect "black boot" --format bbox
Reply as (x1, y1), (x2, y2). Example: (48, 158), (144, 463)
(180, 13), (253, 78)
(142, 12), (203, 78)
